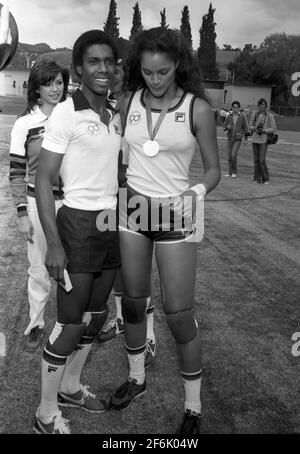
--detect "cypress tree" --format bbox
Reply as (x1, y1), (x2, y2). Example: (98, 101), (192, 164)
(129, 2), (143, 41)
(197, 3), (219, 79)
(180, 5), (193, 50)
(160, 8), (168, 28)
(103, 0), (120, 39)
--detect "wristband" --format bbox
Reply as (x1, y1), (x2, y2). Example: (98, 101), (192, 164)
(190, 183), (207, 199)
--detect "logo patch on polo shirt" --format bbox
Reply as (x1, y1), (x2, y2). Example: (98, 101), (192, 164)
(88, 123), (102, 135)
(175, 112), (185, 122)
(128, 111), (141, 126)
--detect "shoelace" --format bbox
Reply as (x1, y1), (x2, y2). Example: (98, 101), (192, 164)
(102, 319), (119, 334)
(53, 413), (70, 434)
(80, 384), (96, 400)
(145, 340), (155, 356)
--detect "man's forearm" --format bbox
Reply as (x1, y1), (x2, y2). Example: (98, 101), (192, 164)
(35, 176), (61, 246)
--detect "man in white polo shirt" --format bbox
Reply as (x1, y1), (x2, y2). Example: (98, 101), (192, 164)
(33, 30), (122, 434)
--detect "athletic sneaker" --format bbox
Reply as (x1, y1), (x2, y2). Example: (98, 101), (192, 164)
(26, 327), (44, 353)
(145, 338), (157, 369)
(231, 173), (237, 178)
(224, 173), (231, 177)
(33, 409), (70, 434)
(176, 409), (201, 434)
(109, 378), (146, 411)
(96, 318), (124, 343)
(58, 384), (107, 413)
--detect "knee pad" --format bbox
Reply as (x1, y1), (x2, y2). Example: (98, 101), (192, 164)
(46, 322), (86, 357)
(165, 308), (198, 344)
(83, 309), (108, 337)
(122, 295), (147, 324)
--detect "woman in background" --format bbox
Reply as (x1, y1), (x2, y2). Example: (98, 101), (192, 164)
(9, 60), (69, 352)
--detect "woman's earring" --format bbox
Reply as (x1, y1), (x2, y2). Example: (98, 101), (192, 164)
(36, 97), (43, 106)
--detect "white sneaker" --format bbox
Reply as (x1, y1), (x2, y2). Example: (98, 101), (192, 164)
(33, 408), (71, 434)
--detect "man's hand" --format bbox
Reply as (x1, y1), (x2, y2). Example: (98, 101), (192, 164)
(17, 216), (34, 243)
(45, 244), (68, 284)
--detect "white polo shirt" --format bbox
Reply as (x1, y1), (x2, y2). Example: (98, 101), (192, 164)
(42, 89), (121, 211)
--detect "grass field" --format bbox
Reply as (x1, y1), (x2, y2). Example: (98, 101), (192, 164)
(0, 115), (299, 434)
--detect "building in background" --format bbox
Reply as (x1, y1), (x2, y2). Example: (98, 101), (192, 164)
(223, 83), (272, 110)
(0, 68), (30, 96)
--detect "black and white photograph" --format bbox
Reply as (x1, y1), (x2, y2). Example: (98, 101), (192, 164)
(0, 0), (299, 438)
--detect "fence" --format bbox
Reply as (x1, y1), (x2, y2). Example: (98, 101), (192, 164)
(270, 106), (300, 117)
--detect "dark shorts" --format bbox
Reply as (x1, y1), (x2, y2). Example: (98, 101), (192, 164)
(57, 205), (121, 274)
(118, 184), (195, 243)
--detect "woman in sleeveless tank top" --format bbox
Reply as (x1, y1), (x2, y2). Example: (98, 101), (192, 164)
(109, 27), (221, 434)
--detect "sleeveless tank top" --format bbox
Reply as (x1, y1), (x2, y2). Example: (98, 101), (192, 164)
(124, 88), (198, 197)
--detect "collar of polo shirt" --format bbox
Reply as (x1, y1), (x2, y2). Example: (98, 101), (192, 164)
(72, 89), (117, 114)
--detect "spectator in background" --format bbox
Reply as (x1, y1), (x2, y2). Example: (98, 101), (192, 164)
(223, 100), (250, 178)
(219, 107), (228, 126)
(249, 98), (277, 184)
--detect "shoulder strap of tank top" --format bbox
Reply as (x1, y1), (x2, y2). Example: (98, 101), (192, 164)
(189, 94), (197, 137)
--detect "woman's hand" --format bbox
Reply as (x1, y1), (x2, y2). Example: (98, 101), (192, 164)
(17, 215), (34, 243)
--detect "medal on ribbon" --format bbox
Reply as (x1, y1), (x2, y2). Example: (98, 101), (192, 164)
(143, 89), (177, 158)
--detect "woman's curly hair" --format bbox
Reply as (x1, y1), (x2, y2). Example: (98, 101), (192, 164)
(125, 27), (209, 102)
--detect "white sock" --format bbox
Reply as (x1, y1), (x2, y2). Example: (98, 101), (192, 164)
(39, 323), (67, 421)
(60, 311), (103, 395)
(146, 297), (155, 343)
(115, 294), (123, 321)
(183, 377), (202, 415)
(60, 343), (93, 395)
(128, 352), (146, 385)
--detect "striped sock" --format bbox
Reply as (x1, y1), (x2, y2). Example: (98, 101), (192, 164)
(128, 351), (146, 385)
(182, 369), (202, 415)
(60, 311), (103, 395)
(59, 337), (93, 395)
(126, 342), (146, 385)
(39, 323), (67, 421)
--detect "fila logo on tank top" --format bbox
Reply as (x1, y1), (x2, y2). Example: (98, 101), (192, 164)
(125, 88), (198, 198)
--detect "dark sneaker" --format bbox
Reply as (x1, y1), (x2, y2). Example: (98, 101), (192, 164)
(33, 409), (70, 434)
(145, 338), (156, 370)
(96, 318), (124, 343)
(58, 384), (107, 413)
(176, 410), (201, 434)
(26, 327), (44, 352)
(110, 378), (146, 411)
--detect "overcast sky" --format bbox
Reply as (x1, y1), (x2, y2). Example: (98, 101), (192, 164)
(3, 0), (300, 50)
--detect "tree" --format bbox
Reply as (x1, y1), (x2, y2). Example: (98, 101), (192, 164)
(227, 33), (300, 105)
(103, 0), (120, 39)
(160, 8), (168, 28)
(130, 2), (143, 41)
(197, 3), (219, 79)
(180, 5), (193, 50)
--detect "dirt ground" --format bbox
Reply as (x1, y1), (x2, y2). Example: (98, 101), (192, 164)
(0, 116), (299, 434)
